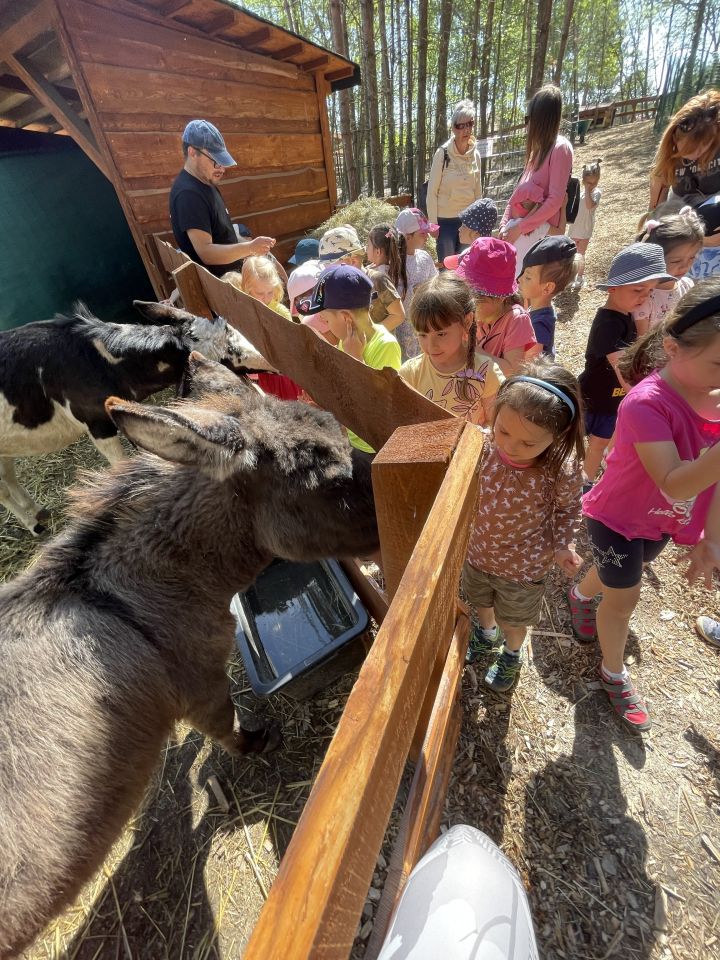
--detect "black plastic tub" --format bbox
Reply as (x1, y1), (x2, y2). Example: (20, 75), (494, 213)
(231, 558), (370, 700)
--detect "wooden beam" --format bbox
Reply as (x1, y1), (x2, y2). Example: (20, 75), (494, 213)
(199, 10), (236, 35)
(0, 1), (53, 57)
(339, 559), (389, 627)
(172, 261), (213, 319)
(272, 42), (303, 61)
(315, 73), (337, 210)
(158, 0), (193, 13)
(0, 73), (81, 104)
(300, 55), (330, 72)
(243, 423), (483, 960)
(2, 52), (108, 176)
(238, 27), (272, 48)
(325, 65), (355, 82)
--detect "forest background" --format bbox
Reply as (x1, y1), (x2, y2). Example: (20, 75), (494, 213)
(250, 0), (719, 202)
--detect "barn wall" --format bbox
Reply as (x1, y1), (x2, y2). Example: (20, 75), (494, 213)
(58, 0), (336, 293)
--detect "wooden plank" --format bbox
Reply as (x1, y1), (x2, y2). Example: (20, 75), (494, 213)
(372, 419), (466, 600)
(2, 52), (109, 176)
(325, 65), (356, 82)
(96, 110), (318, 137)
(243, 424), (483, 960)
(237, 27), (271, 48)
(104, 131), (324, 180)
(195, 266), (453, 452)
(300, 55), (330, 72)
(0, 1), (53, 57)
(365, 612), (469, 958)
(157, 0), (192, 14)
(69, 0), (305, 84)
(172, 260), (213, 318)
(273, 42), (303, 61)
(155, 237), (190, 275)
(192, 9), (236, 34)
(0, 73), (81, 104)
(338, 559), (389, 627)
(315, 73), (337, 211)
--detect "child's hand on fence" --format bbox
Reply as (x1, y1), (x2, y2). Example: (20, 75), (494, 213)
(686, 539), (720, 589)
(554, 547), (583, 577)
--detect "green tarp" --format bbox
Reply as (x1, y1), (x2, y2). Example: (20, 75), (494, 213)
(0, 129), (154, 331)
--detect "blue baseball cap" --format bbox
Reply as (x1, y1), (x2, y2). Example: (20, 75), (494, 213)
(297, 264), (373, 315)
(182, 119), (235, 167)
(288, 237), (320, 265)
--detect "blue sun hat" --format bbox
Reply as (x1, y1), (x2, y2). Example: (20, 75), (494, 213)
(596, 242), (674, 290)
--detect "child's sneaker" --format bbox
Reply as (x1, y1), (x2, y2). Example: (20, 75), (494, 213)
(567, 586), (597, 642)
(466, 624), (502, 663)
(599, 667), (651, 732)
(695, 616), (720, 649)
(484, 648), (522, 692)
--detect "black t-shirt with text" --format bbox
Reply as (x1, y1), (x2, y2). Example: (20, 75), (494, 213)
(673, 148), (720, 207)
(169, 168), (242, 277)
(579, 307), (636, 416)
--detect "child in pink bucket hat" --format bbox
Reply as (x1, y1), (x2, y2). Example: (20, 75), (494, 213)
(457, 237), (539, 376)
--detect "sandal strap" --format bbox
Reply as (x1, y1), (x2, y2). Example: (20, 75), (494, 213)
(600, 675), (645, 709)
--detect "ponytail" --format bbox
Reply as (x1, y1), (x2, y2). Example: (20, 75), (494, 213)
(369, 224), (408, 295)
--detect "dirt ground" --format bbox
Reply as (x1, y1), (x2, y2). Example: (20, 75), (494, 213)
(3, 119), (718, 959)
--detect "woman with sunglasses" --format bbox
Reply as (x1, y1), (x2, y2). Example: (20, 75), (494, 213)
(499, 85), (573, 269)
(650, 90), (720, 213)
(426, 99), (483, 263)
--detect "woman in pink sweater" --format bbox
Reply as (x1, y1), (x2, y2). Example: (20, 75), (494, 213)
(500, 85), (574, 274)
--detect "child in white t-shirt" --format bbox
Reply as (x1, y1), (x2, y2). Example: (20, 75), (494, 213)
(568, 159), (602, 290)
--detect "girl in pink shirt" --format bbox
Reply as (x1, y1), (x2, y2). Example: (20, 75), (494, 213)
(456, 236), (538, 376)
(568, 279), (720, 733)
(499, 84), (574, 259)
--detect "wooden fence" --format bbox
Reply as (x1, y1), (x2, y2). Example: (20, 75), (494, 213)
(154, 239), (483, 956)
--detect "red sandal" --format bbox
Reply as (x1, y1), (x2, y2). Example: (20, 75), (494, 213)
(599, 669), (651, 732)
(567, 587), (597, 642)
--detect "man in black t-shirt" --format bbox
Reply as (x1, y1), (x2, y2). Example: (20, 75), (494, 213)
(169, 119), (275, 277)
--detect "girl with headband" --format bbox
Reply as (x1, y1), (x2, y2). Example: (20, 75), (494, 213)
(568, 278), (720, 732)
(464, 360), (585, 693)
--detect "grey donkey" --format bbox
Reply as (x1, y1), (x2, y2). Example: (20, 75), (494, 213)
(0, 356), (379, 957)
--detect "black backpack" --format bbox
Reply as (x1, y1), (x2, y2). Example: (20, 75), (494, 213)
(418, 147), (450, 216)
(565, 175), (581, 223)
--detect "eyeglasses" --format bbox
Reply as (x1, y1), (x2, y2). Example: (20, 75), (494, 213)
(194, 148), (223, 169)
(676, 105), (720, 134)
(454, 120), (474, 130)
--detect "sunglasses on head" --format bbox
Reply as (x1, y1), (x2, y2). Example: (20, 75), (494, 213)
(676, 105), (720, 134)
(454, 120), (474, 130)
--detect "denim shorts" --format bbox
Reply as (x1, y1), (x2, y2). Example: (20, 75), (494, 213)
(584, 412), (616, 440)
(585, 517), (670, 589)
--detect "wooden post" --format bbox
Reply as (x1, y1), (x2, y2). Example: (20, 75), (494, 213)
(316, 72), (338, 211)
(172, 261), (213, 319)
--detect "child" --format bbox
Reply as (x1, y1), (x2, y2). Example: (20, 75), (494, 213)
(399, 273), (504, 425)
(568, 159), (602, 290)
(443, 198), (498, 270)
(568, 279), (720, 731)
(297, 264), (401, 453)
(463, 361), (585, 691)
(455, 237), (538, 376)
(366, 224), (418, 360)
(633, 207), (705, 335)
(232, 256), (291, 320)
(394, 208), (440, 307)
(518, 235), (577, 356)
(502, 182), (549, 277)
(579, 242), (673, 482)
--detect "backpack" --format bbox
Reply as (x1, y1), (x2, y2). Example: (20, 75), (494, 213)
(565, 175), (581, 223)
(418, 147), (450, 216)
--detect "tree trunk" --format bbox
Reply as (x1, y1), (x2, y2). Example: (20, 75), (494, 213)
(405, 0), (414, 193)
(329, 0), (360, 201)
(552, 0), (575, 86)
(681, 0), (707, 100)
(378, 0), (398, 192)
(415, 0), (429, 197)
(434, 0), (454, 150)
(478, 0), (496, 137)
(529, 0), (553, 95)
(360, 0), (384, 196)
(467, 1), (480, 102)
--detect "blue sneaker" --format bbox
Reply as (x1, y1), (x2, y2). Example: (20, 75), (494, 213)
(484, 648), (522, 692)
(466, 624), (502, 664)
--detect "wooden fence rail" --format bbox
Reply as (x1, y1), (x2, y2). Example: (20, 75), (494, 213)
(153, 242), (482, 957)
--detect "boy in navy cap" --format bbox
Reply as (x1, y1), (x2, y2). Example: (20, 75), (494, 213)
(518, 235), (577, 357)
(298, 265), (401, 453)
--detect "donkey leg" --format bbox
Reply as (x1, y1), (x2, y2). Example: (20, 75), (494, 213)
(89, 433), (126, 464)
(185, 677), (281, 756)
(0, 457), (48, 534)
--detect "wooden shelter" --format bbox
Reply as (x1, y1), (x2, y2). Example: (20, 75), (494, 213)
(0, 0), (359, 297)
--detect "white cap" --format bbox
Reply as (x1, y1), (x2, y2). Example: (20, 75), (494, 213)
(287, 259), (324, 315)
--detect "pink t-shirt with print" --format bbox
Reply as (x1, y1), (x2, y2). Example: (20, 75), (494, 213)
(583, 371), (720, 545)
(476, 303), (537, 361)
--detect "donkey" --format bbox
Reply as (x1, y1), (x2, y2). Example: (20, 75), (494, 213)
(0, 358), (379, 958)
(0, 300), (273, 534)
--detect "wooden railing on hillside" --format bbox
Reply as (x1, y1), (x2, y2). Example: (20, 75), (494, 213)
(154, 238), (483, 956)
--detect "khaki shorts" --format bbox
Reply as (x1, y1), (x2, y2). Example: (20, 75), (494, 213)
(461, 562), (546, 627)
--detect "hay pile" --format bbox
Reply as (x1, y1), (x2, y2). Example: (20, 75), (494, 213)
(311, 196), (438, 261)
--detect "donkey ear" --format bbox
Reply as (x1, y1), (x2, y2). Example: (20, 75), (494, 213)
(132, 300), (196, 325)
(105, 397), (255, 476)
